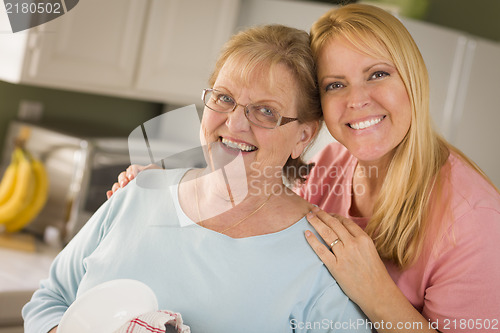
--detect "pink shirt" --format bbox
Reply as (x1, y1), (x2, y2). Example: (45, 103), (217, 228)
(298, 142), (500, 332)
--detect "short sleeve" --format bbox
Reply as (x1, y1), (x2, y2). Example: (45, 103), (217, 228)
(422, 207), (500, 332)
(291, 284), (370, 333)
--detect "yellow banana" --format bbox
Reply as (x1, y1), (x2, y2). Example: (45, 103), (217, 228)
(0, 148), (21, 205)
(0, 149), (35, 224)
(5, 158), (49, 233)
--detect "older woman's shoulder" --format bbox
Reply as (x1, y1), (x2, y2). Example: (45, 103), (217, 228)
(132, 168), (189, 190)
(109, 168), (189, 204)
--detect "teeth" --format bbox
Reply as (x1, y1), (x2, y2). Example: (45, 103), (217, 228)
(349, 116), (384, 130)
(221, 138), (257, 152)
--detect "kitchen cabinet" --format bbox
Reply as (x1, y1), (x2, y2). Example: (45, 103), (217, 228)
(401, 19), (470, 141)
(0, 0), (241, 105)
(236, 0), (333, 32)
(20, 0), (147, 91)
(0, 0), (147, 93)
(136, 0), (240, 105)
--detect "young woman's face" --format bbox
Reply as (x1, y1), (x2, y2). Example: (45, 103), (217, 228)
(317, 37), (412, 164)
(200, 60), (314, 182)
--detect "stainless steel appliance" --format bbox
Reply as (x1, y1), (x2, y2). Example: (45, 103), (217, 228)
(0, 120), (132, 244)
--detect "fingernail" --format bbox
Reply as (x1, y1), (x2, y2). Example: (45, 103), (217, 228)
(305, 230), (312, 237)
(306, 211), (314, 219)
(312, 206), (320, 212)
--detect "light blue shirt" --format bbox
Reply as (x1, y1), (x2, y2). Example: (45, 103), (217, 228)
(23, 169), (370, 333)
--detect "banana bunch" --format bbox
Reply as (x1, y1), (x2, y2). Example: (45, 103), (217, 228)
(0, 147), (49, 233)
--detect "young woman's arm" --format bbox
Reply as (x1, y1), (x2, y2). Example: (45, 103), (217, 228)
(306, 205), (500, 333)
(305, 207), (437, 333)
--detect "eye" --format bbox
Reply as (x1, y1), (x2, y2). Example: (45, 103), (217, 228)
(369, 71), (390, 80)
(248, 105), (279, 124)
(255, 106), (276, 118)
(325, 82), (345, 92)
(214, 92), (234, 105)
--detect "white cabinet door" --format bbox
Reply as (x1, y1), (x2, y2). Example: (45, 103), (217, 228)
(402, 18), (470, 141)
(236, 0), (333, 32)
(135, 0), (240, 106)
(453, 38), (500, 188)
(0, 0), (29, 83)
(23, 0), (148, 90)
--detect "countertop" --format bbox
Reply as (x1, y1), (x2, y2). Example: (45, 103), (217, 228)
(0, 243), (59, 327)
(0, 245), (59, 292)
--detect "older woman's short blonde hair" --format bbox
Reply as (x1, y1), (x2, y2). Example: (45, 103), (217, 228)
(209, 24), (323, 184)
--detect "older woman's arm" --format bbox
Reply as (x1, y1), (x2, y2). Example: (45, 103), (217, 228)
(23, 195), (117, 333)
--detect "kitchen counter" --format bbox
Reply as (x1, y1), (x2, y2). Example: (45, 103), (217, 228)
(0, 242), (59, 330)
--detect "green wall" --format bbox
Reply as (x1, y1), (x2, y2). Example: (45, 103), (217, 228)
(0, 80), (162, 156)
(315, 0), (500, 42)
(425, 0), (500, 42)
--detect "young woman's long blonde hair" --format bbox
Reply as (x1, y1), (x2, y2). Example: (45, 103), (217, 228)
(310, 4), (498, 268)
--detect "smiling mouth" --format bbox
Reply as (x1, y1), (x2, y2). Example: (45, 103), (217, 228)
(220, 137), (258, 152)
(348, 116), (386, 130)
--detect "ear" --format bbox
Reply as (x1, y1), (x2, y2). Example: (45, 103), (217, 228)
(291, 121), (319, 159)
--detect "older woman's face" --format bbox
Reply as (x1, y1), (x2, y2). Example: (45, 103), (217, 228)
(200, 60), (312, 182)
(317, 37), (411, 165)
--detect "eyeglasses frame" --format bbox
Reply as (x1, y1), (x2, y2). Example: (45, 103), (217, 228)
(201, 88), (299, 129)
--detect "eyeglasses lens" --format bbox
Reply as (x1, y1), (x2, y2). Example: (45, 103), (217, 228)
(204, 90), (280, 129)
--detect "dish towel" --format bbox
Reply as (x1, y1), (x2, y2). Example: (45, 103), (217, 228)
(114, 310), (191, 333)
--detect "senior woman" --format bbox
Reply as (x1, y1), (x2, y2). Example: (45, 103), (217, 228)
(112, 4), (500, 333)
(302, 4), (500, 333)
(23, 25), (369, 333)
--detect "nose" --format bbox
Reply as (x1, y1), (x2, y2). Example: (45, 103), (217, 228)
(347, 85), (370, 110)
(226, 104), (251, 132)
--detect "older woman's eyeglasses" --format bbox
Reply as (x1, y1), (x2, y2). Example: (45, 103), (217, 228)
(202, 88), (298, 129)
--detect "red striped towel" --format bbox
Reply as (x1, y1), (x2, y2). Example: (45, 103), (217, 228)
(114, 310), (191, 333)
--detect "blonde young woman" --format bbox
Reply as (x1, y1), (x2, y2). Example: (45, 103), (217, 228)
(302, 4), (500, 333)
(23, 25), (370, 333)
(109, 4), (500, 333)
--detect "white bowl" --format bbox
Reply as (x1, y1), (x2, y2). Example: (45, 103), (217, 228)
(58, 279), (158, 333)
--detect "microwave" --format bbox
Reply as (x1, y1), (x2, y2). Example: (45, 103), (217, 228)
(0, 120), (134, 244)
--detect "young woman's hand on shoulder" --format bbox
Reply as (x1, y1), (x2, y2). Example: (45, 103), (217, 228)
(305, 207), (392, 308)
(106, 164), (160, 199)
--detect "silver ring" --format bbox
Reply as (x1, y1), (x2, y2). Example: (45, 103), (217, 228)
(330, 238), (341, 250)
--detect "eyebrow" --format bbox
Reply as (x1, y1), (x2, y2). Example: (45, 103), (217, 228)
(213, 86), (286, 109)
(319, 74), (345, 85)
(362, 62), (393, 73)
(213, 85), (232, 94)
(320, 61), (394, 83)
